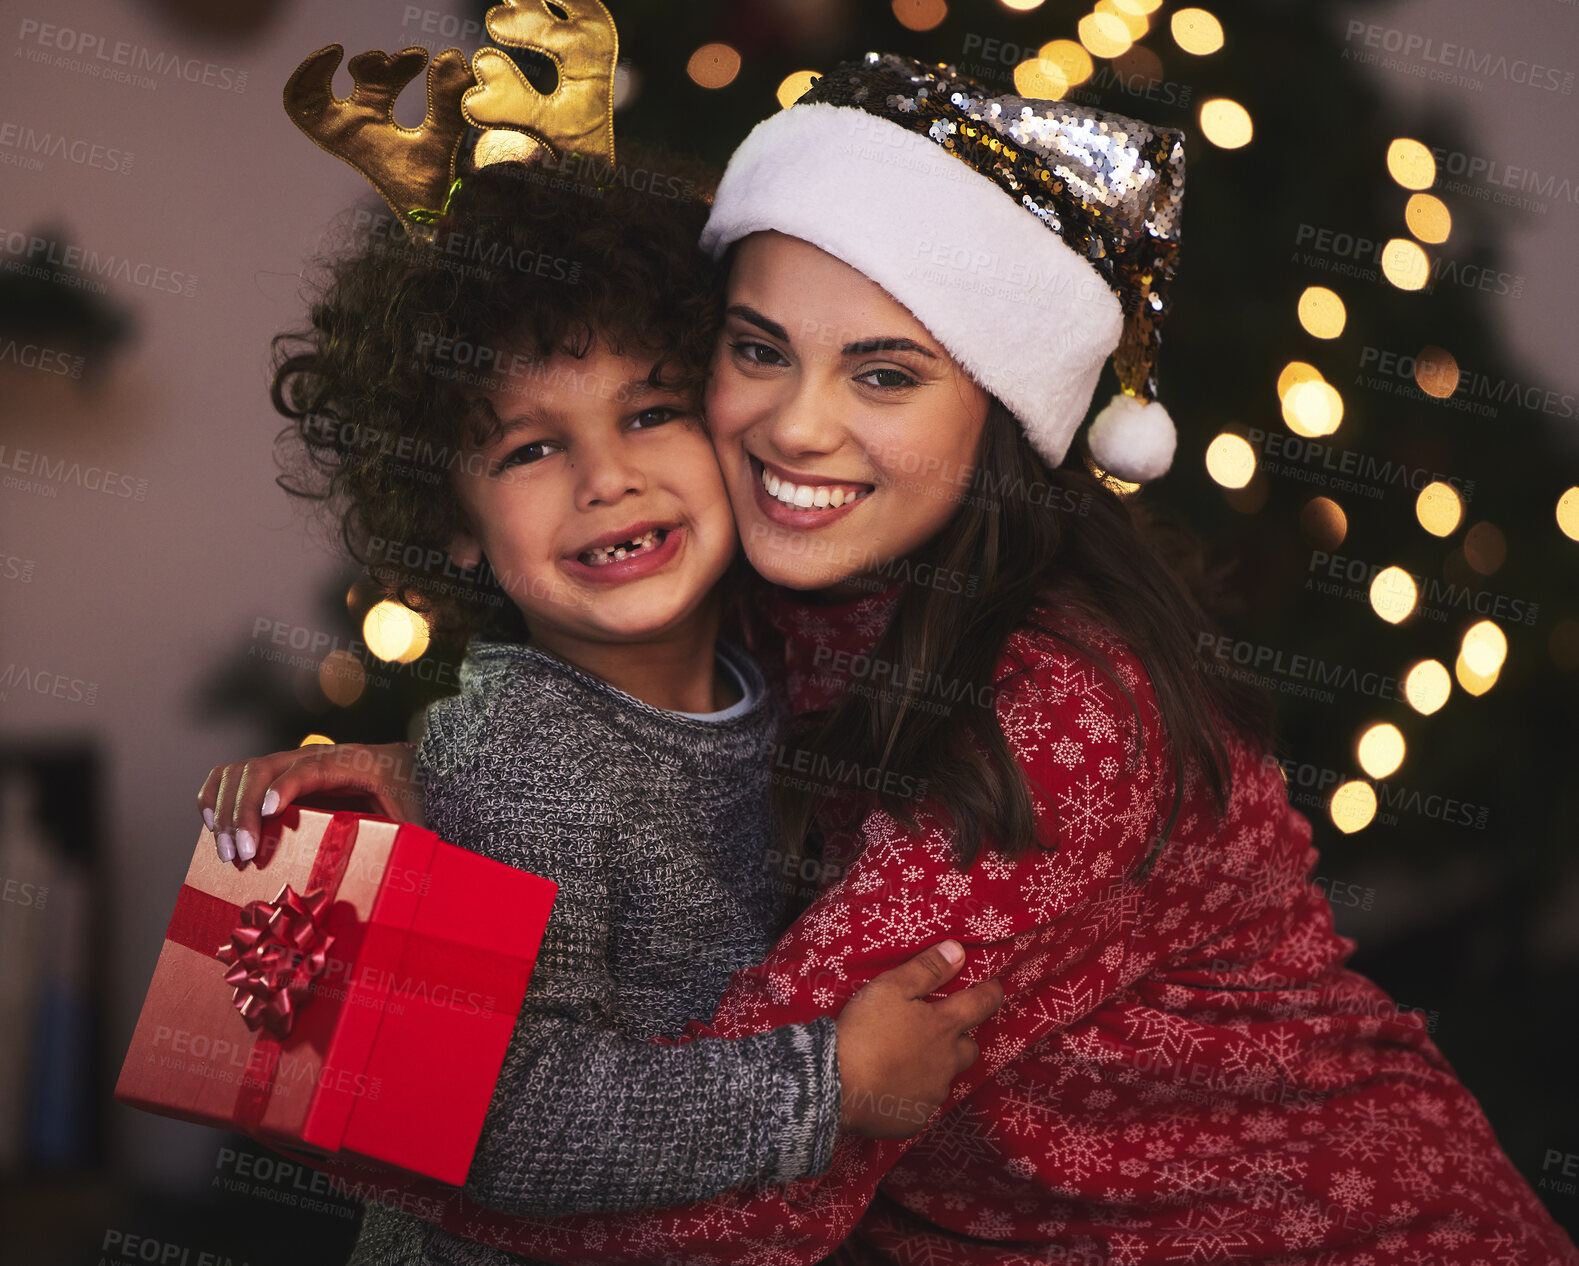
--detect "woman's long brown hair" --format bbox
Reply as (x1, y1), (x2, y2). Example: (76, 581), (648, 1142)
(775, 398), (1275, 881)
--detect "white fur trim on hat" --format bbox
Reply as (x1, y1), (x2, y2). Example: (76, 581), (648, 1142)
(1088, 392), (1177, 483)
(700, 103), (1125, 471)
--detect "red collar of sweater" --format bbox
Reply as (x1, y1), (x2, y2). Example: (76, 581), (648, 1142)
(742, 579), (904, 716)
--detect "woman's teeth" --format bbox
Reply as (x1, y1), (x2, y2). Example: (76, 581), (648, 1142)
(581, 529), (663, 566)
(760, 467), (871, 510)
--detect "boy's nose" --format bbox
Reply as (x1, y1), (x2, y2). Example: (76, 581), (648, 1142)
(576, 442), (646, 506)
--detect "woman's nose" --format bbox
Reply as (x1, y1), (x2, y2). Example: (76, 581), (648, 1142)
(764, 380), (843, 457)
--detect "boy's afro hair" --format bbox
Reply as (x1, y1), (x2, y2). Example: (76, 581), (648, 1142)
(271, 148), (723, 643)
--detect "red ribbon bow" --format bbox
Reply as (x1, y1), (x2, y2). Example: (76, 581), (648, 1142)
(216, 884), (334, 1040)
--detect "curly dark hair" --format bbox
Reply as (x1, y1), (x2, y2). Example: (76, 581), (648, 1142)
(271, 150), (723, 644)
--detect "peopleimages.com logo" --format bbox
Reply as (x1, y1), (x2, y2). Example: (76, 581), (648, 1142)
(15, 18), (248, 93)
(0, 228), (197, 297)
(1342, 20), (1575, 95)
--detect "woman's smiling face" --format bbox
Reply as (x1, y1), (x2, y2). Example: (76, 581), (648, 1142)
(705, 231), (990, 595)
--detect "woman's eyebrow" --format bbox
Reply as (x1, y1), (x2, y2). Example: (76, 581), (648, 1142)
(841, 337), (937, 358)
(727, 305), (938, 360)
(726, 303), (789, 342)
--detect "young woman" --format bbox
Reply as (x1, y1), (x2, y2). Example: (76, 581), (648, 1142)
(209, 56), (1578, 1265)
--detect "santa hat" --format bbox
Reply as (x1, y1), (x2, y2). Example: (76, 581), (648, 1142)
(699, 53), (1185, 484)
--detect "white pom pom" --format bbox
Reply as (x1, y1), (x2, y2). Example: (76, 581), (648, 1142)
(1087, 392), (1177, 483)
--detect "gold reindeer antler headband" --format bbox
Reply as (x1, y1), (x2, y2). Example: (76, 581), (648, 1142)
(284, 44), (474, 225)
(283, 0), (619, 234)
(467, 0), (618, 168)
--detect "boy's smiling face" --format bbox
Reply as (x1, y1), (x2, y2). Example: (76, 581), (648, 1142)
(448, 340), (738, 654)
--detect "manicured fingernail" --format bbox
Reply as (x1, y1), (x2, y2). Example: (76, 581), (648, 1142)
(939, 940), (963, 964)
(216, 832), (236, 862)
(235, 829), (256, 862)
(203, 807), (216, 831)
(260, 789), (279, 817)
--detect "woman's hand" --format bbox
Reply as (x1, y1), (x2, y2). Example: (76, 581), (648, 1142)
(196, 742), (424, 863)
(834, 941), (1004, 1139)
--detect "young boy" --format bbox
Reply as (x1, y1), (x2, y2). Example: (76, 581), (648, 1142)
(210, 158), (998, 1262)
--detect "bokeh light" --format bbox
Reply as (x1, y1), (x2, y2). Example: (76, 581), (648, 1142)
(1300, 496), (1348, 550)
(1415, 480), (1463, 536)
(1014, 57), (1068, 97)
(1205, 433), (1257, 488)
(1404, 659), (1451, 714)
(1000, 0), (1045, 9)
(686, 43), (741, 89)
(1199, 97), (1252, 148)
(1282, 379), (1343, 437)
(1357, 723), (1406, 780)
(1386, 137), (1436, 189)
(1463, 521), (1507, 575)
(893, 0), (948, 29)
(1405, 193), (1452, 243)
(318, 649), (366, 707)
(1381, 238), (1430, 290)
(363, 600), (430, 664)
(1413, 345), (1460, 398)
(1297, 286), (1346, 339)
(776, 70), (820, 108)
(1277, 360), (1324, 401)
(1455, 652), (1500, 696)
(1330, 780), (1377, 833)
(1096, 0), (1148, 38)
(1112, 42), (1163, 85)
(1369, 566), (1418, 623)
(1038, 39), (1093, 86)
(1461, 620), (1508, 677)
(1556, 487), (1579, 541)
(1079, 11), (1133, 57)
(300, 734), (334, 746)
(1171, 7), (1224, 54)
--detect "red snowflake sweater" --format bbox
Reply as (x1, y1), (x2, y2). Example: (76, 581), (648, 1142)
(395, 586), (1578, 1264)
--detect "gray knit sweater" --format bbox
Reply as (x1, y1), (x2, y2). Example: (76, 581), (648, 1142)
(346, 637), (841, 1266)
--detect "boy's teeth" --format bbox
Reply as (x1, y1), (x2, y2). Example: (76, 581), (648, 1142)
(583, 529), (662, 565)
(761, 466), (869, 510)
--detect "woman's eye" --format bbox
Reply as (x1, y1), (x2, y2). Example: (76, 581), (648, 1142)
(730, 339), (788, 367)
(857, 367), (918, 390)
(631, 405), (683, 429)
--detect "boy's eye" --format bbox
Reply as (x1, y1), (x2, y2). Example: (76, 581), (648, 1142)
(856, 367), (918, 390)
(730, 339), (788, 367)
(497, 440), (556, 471)
(630, 405), (683, 429)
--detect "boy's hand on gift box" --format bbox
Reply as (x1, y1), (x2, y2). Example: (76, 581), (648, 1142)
(197, 742), (425, 863)
(833, 940), (1004, 1139)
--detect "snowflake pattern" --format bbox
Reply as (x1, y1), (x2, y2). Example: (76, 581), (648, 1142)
(373, 592), (1577, 1266)
(1055, 773), (1116, 847)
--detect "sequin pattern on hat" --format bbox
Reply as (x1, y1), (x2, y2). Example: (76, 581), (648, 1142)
(800, 52), (1184, 406)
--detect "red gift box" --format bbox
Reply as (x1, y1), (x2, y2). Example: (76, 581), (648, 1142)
(115, 806), (557, 1184)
